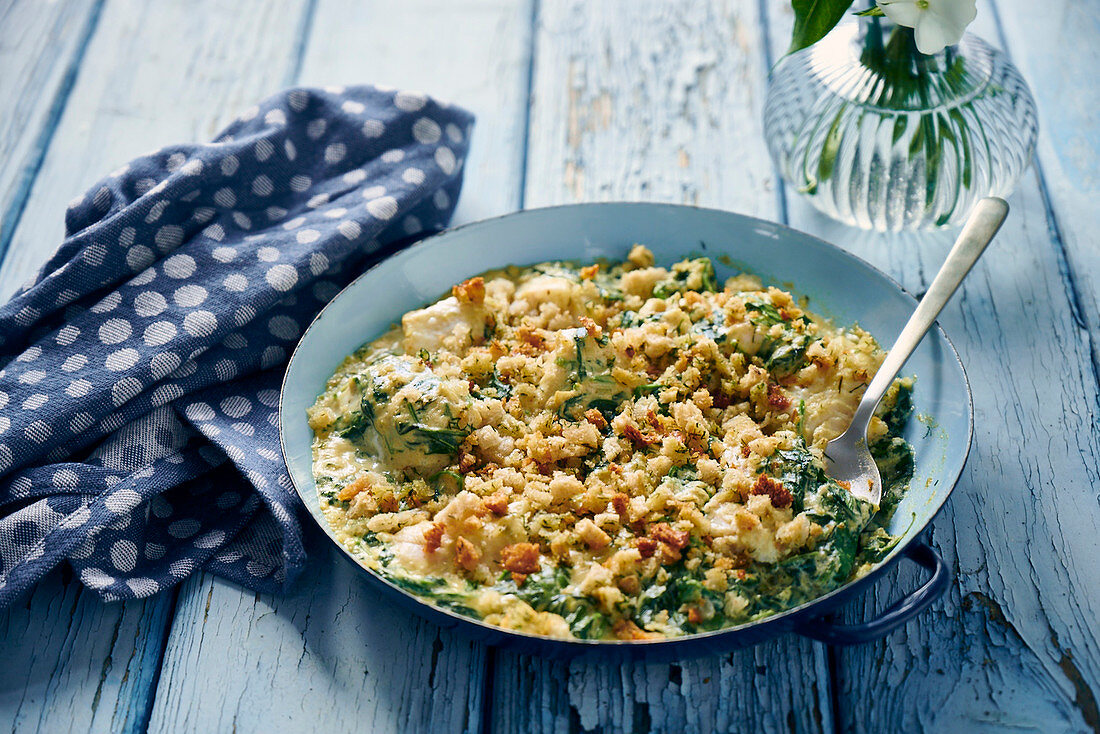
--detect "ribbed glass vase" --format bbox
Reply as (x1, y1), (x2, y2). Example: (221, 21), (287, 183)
(763, 18), (1038, 231)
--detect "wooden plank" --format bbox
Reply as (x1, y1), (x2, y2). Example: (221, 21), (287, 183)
(148, 543), (487, 733)
(295, 0), (534, 223)
(0, 0), (101, 261)
(523, 0), (780, 219)
(761, 1), (1100, 731)
(0, 0), (307, 731)
(0, 571), (174, 733)
(0, 3), (170, 732)
(490, 3), (834, 732)
(991, 0), (1100, 443)
(0, 0), (308, 300)
(148, 1), (535, 731)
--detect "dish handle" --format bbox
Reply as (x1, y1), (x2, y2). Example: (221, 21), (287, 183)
(795, 541), (950, 646)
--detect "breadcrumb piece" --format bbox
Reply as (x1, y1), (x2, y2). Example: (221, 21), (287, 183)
(766, 384), (791, 410)
(455, 536), (480, 570)
(337, 475), (370, 501)
(452, 276), (486, 304)
(423, 522), (445, 553)
(585, 408), (608, 430)
(576, 518), (611, 550)
(750, 475), (792, 509)
(651, 522), (690, 550)
(637, 537), (658, 558)
(484, 491), (510, 515)
(610, 492), (629, 515)
(500, 542), (541, 574)
(627, 244), (655, 268)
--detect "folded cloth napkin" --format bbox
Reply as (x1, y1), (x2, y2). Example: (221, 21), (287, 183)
(0, 85), (473, 606)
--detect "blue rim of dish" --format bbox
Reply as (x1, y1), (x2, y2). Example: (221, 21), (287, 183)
(279, 201), (975, 649)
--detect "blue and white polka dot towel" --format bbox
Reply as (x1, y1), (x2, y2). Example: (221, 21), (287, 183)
(0, 85), (473, 606)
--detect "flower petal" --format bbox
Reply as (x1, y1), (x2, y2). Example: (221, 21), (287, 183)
(914, 14), (959, 54)
(929, 0), (977, 30)
(877, 0), (924, 28)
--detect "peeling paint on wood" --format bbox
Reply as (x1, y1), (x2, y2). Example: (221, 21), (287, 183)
(0, 0), (101, 264)
(524, 0), (780, 216)
(147, 544), (487, 733)
(0, 570), (174, 733)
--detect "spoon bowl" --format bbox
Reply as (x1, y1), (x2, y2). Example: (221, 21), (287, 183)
(825, 197), (1009, 506)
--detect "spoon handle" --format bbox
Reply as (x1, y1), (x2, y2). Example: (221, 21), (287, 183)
(847, 197), (1009, 435)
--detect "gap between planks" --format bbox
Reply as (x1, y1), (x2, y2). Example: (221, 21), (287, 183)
(0, 0), (105, 271)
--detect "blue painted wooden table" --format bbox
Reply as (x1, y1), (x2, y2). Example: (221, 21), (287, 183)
(1, 1), (1097, 731)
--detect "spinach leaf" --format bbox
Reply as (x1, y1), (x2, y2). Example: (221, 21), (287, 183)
(573, 334), (588, 381)
(496, 566), (610, 640)
(334, 410), (368, 439)
(759, 333), (814, 377)
(393, 400), (471, 454)
(335, 379), (388, 440)
(691, 313), (730, 343)
(586, 398), (620, 424)
(744, 298), (816, 376)
(487, 368), (513, 400)
(858, 526), (905, 564)
(764, 443), (826, 512)
(653, 257), (718, 298)
(557, 389), (626, 423)
(380, 571), (479, 616)
(744, 298), (787, 327)
(430, 469), (465, 496)
(878, 380), (914, 433)
(631, 562), (727, 633)
(868, 435), (915, 524)
(397, 423), (469, 454)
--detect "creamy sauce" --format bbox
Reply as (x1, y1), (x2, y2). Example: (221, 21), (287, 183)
(307, 247), (915, 640)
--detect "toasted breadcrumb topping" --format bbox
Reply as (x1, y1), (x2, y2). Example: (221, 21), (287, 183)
(308, 247), (914, 640)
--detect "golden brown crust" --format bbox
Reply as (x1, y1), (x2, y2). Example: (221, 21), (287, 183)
(651, 522), (690, 550)
(452, 276), (486, 304)
(336, 475), (370, 501)
(766, 383), (791, 411)
(636, 537), (658, 558)
(584, 408), (608, 430)
(750, 475), (792, 509)
(424, 522), (445, 553)
(308, 246), (901, 640)
(483, 491), (510, 515)
(500, 542), (541, 574)
(610, 492), (629, 515)
(455, 536), (481, 570)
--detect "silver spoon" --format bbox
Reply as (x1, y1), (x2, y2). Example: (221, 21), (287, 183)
(825, 197), (1009, 507)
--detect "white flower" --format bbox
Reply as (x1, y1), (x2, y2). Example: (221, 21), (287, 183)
(876, 0), (977, 54)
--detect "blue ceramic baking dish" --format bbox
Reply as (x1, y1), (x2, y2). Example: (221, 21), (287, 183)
(279, 203), (971, 659)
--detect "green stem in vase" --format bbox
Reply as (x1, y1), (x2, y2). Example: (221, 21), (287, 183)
(854, 11), (977, 214)
(766, 0), (1038, 230)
